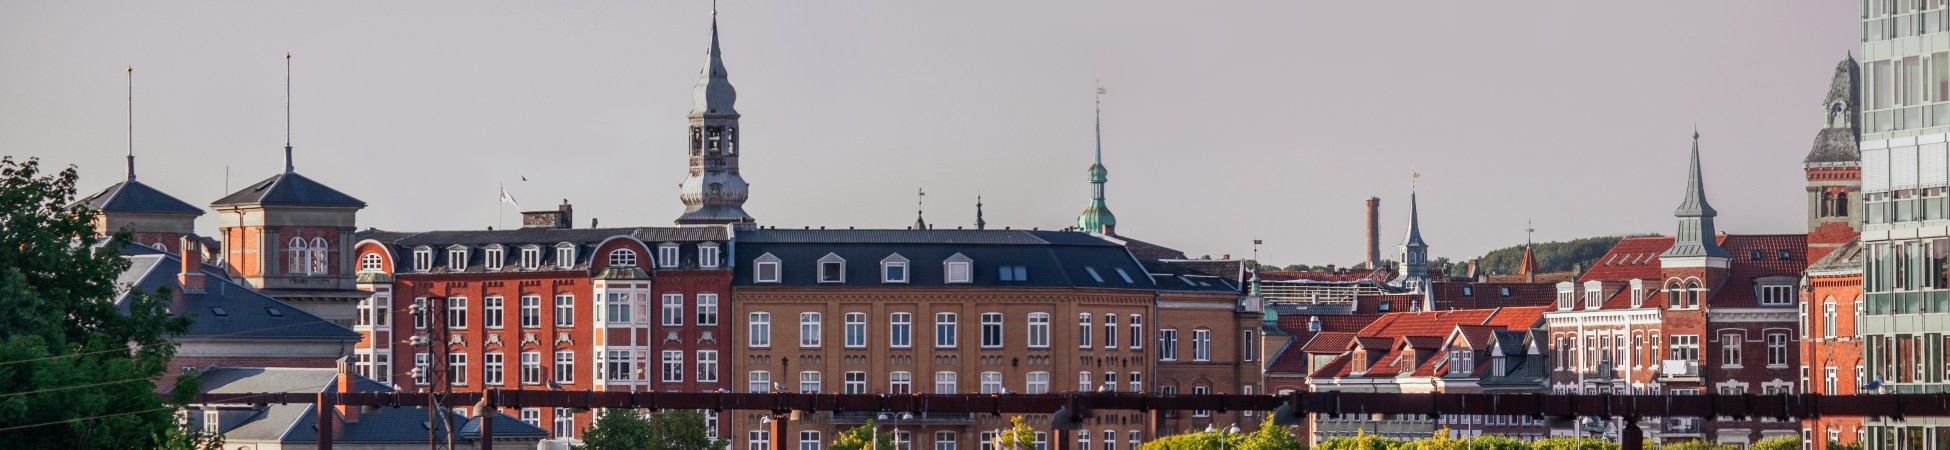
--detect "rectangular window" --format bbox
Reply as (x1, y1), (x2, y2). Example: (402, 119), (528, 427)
(748, 371), (771, 393)
(520, 296), (541, 328)
(946, 262), (972, 283)
(1192, 385), (1212, 416)
(1243, 330), (1257, 362)
(556, 245), (575, 269)
(800, 312), (823, 348)
(1670, 335), (1701, 362)
(1104, 431), (1116, 450)
(1768, 333), (1790, 366)
(800, 432), (822, 450)
(749, 431), (771, 450)
(890, 371), (913, 394)
(1129, 315), (1142, 349)
(756, 261), (780, 283)
(935, 313), (958, 348)
(1721, 333), (1742, 367)
(1027, 371), (1050, 394)
(484, 296), (504, 329)
(520, 408), (540, 427)
(1760, 285), (1797, 306)
(884, 261), (909, 283)
(704, 410), (719, 440)
(697, 294), (719, 326)
(448, 297), (468, 329)
(605, 292), (631, 324)
(662, 350), (683, 383)
(799, 371), (822, 393)
(844, 371), (867, 394)
(999, 265), (1028, 281)
(1158, 329), (1178, 361)
(1079, 371), (1092, 392)
(662, 294), (684, 326)
(890, 312), (913, 348)
(1128, 372), (1141, 393)
(819, 261), (844, 283)
(554, 351), (575, 384)
(699, 244), (721, 268)
(521, 352), (541, 385)
(1104, 314), (1118, 349)
(697, 350), (719, 382)
(1193, 329), (1211, 361)
(1103, 372), (1116, 392)
(980, 371), (1003, 394)
(936, 432), (958, 450)
(845, 312), (867, 348)
(484, 247), (504, 270)
(449, 247), (467, 271)
(554, 408), (575, 439)
(750, 312), (772, 347)
(606, 350), (633, 382)
(1027, 313), (1050, 348)
(1823, 303), (1838, 338)
(449, 353), (468, 386)
(659, 244), (680, 268)
(415, 353), (430, 385)
(521, 247), (540, 269)
(554, 294), (574, 327)
(1078, 314), (1093, 348)
(484, 352), (504, 385)
(935, 371), (957, 394)
(981, 312), (1004, 348)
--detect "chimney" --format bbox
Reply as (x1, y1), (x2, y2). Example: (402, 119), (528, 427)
(521, 200), (574, 229)
(335, 356), (358, 423)
(178, 235), (205, 295)
(1364, 197), (1381, 270)
(591, 217), (599, 228)
(1101, 224), (1115, 236)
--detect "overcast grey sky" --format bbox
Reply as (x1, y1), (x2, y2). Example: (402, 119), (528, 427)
(0, 2), (1859, 266)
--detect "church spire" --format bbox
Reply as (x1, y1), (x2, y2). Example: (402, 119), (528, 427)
(1077, 84), (1117, 234)
(1661, 129), (1732, 260)
(675, 3), (754, 226)
(912, 188), (927, 230)
(1396, 176), (1431, 292)
(975, 195), (986, 230)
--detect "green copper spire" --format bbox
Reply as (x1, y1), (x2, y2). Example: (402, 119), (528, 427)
(1077, 84), (1117, 234)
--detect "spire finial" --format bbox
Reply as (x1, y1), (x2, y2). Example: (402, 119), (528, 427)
(913, 188), (927, 230)
(1094, 82), (1105, 166)
(284, 52), (294, 174)
(1526, 218), (1535, 247)
(975, 194), (986, 230)
(126, 65), (135, 181)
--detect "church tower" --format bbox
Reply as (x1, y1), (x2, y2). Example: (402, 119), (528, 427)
(1395, 191), (1430, 292)
(674, 7), (755, 226)
(1076, 87), (1117, 234)
(1805, 54), (1863, 262)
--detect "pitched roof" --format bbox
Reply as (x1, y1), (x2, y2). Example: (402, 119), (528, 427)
(117, 251), (358, 343)
(733, 229), (1153, 289)
(1300, 332), (1358, 353)
(1808, 238), (1862, 275)
(1113, 235), (1188, 261)
(192, 367), (549, 443)
(212, 172), (365, 208)
(83, 180), (204, 215)
(1578, 236), (1684, 283)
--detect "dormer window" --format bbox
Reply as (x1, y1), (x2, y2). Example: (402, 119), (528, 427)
(484, 245), (505, 270)
(1583, 281), (1603, 309)
(360, 253), (383, 273)
(1307, 316), (1321, 332)
(699, 243), (722, 268)
(1555, 282), (1575, 310)
(1629, 279), (1645, 308)
(881, 254), (909, 283)
(658, 243), (680, 268)
(413, 246), (433, 272)
(1755, 276), (1798, 306)
(609, 249), (638, 268)
(944, 253), (973, 284)
(818, 253), (846, 283)
(555, 243), (576, 269)
(448, 245), (469, 271)
(520, 245), (541, 270)
(998, 265), (1028, 282)
(754, 253), (781, 283)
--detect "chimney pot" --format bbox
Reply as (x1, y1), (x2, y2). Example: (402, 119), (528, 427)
(177, 235), (206, 295)
(335, 356), (359, 423)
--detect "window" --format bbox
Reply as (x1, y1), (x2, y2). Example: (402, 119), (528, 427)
(1760, 285), (1796, 306)
(697, 350), (719, 382)
(1104, 431), (1117, 450)
(555, 243), (576, 269)
(554, 351), (575, 384)
(945, 254), (973, 283)
(1027, 313), (1050, 348)
(935, 371), (957, 394)
(1103, 372), (1116, 392)
(1751, 249), (1763, 261)
(1158, 329), (1179, 361)
(935, 313), (958, 348)
(1823, 302), (1838, 338)
(610, 249), (638, 267)
(748, 371), (771, 393)
(845, 312), (867, 348)
(1085, 267), (1104, 283)
(1826, 366), (1839, 394)
(1079, 371), (1092, 392)
(607, 350), (634, 381)
(890, 371), (913, 394)
(555, 294), (574, 327)
(981, 313), (1004, 348)
(485, 352), (504, 385)
(936, 432), (958, 450)
(449, 246), (469, 271)
(449, 353), (467, 386)
(1768, 333), (1789, 366)
(521, 246), (541, 269)
(1128, 372), (1141, 393)
(890, 312), (913, 348)
(1243, 330), (1256, 362)
(1079, 431), (1090, 450)
(1191, 385), (1212, 416)
(520, 295), (541, 328)
(1129, 315), (1142, 349)
(661, 350), (683, 383)
(413, 298), (427, 330)
(484, 296), (504, 329)
(750, 312), (772, 347)
(658, 243), (680, 268)
(1078, 314), (1093, 348)
(980, 371), (1003, 394)
(800, 432), (822, 450)
(1193, 329), (1211, 361)
(413, 353), (430, 385)
(484, 245), (504, 270)
(448, 297), (468, 329)
(1670, 335), (1700, 362)
(999, 265), (1028, 281)
(521, 352), (541, 385)
(1720, 333), (1742, 367)
(662, 294), (684, 326)
(308, 238), (330, 274)
(520, 408), (540, 427)
(604, 292), (630, 324)
(697, 294), (719, 326)
(1026, 371), (1050, 394)
(844, 371), (867, 394)
(800, 312), (823, 348)
(554, 408), (575, 439)
(360, 253), (383, 272)
(704, 410), (719, 440)
(896, 432), (913, 450)
(749, 431), (771, 450)
(413, 246), (432, 272)
(884, 254), (910, 283)
(1104, 314), (1118, 349)
(754, 253), (781, 283)
(818, 253), (846, 283)
(699, 243), (721, 268)
(799, 371), (822, 393)
(1128, 432), (1140, 450)
(1665, 282), (1684, 309)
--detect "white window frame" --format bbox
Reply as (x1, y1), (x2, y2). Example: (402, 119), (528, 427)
(981, 312), (1004, 348)
(553, 408), (575, 439)
(662, 294), (684, 326)
(1078, 314), (1093, 348)
(697, 293), (719, 326)
(554, 351), (575, 384)
(449, 353), (468, 386)
(413, 246), (433, 272)
(520, 295), (541, 328)
(844, 312), (867, 348)
(1103, 314), (1117, 349)
(484, 245), (504, 270)
(818, 253), (846, 283)
(935, 312), (958, 348)
(699, 242), (721, 268)
(799, 371), (822, 393)
(980, 371), (1003, 394)
(748, 370), (771, 393)
(1721, 333), (1742, 368)
(1026, 371), (1050, 394)
(1027, 313), (1050, 348)
(1158, 328), (1178, 361)
(663, 350), (684, 383)
(448, 245), (469, 271)
(934, 371), (957, 394)
(754, 253), (781, 283)
(697, 350), (719, 382)
(749, 312), (772, 348)
(1759, 284), (1797, 306)
(800, 312), (823, 348)
(1079, 371), (1091, 392)
(448, 297), (469, 330)
(1193, 329), (1211, 361)
(890, 312), (913, 348)
(521, 352), (541, 385)
(521, 246), (541, 270)
(1767, 332), (1790, 367)
(844, 371), (867, 394)
(555, 243), (576, 269)
(1129, 315), (1142, 349)
(610, 249), (638, 268)
(945, 253), (973, 283)
(883, 254), (910, 283)
(484, 296), (504, 329)
(554, 294), (574, 327)
(658, 243), (680, 268)
(360, 252), (383, 272)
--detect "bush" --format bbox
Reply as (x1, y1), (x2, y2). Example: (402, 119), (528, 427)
(1749, 436), (1799, 450)
(1826, 441), (1863, 450)
(1655, 440), (1738, 450)
(1315, 430), (1405, 450)
(1530, 436), (1618, 450)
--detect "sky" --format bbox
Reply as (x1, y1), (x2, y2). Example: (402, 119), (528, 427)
(0, 2), (1861, 267)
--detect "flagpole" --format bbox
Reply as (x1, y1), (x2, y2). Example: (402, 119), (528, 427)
(498, 184), (504, 230)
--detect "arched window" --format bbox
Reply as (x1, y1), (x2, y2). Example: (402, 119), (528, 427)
(609, 249), (638, 268)
(309, 237), (330, 275)
(1835, 191), (1850, 217)
(360, 253), (384, 273)
(1820, 191), (1835, 217)
(287, 237), (309, 275)
(1666, 282), (1684, 309)
(1684, 280), (1702, 309)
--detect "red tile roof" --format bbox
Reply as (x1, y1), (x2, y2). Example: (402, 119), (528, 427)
(1309, 306), (1549, 379)
(1301, 332), (1358, 353)
(1453, 325), (1497, 351)
(1260, 270), (1390, 283)
(1563, 234), (1808, 310)
(1578, 236), (1680, 283)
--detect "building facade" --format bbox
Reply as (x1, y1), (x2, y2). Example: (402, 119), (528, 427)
(1800, 53), (1868, 450)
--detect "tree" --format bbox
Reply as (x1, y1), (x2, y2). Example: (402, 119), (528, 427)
(576, 409), (656, 450)
(1654, 441), (1736, 450)
(1826, 441), (1864, 450)
(1237, 424), (1305, 450)
(650, 410), (727, 450)
(0, 157), (196, 448)
(1313, 430), (1403, 450)
(1529, 436), (1617, 450)
(1749, 437), (1799, 450)
(994, 416), (1038, 450)
(829, 420), (897, 450)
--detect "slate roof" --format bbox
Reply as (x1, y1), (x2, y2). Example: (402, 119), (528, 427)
(1112, 235), (1188, 261)
(1568, 234), (1807, 310)
(191, 367), (547, 443)
(212, 172), (365, 208)
(82, 180), (204, 215)
(189, 367), (390, 395)
(355, 226), (728, 275)
(1146, 259), (1244, 293)
(1808, 238), (1862, 275)
(1427, 282), (1558, 310)
(117, 250), (358, 343)
(733, 229), (1153, 289)
(1807, 56), (1861, 165)
(281, 404), (549, 444)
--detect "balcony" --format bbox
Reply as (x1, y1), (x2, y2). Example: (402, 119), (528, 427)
(1657, 360), (1700, 383)
(1662, 418), (1703, 436)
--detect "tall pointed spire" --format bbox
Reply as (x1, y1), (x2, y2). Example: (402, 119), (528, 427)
(1404, 191), (1427, 247)
(1662, 129), (1732, 260)
(283, 52), (294, 174)
(1396, 178), (1431, 292)
(1077, 83), (1117, 234)
(691, 1), (738, 117)
(975, 195), (986, 230)
(675, 2), (754, 226)
(126, 65), (135, 181)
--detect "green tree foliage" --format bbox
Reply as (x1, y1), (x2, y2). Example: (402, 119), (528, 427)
(650, 410), (728, 450)
(1528, 436), (1618, 450)
(1470, 236), (1635, 275)
(1825, 441), (1863, 450)
(1237, 424), (1306, 450)
(1749, 436), (1799, 450)
(1654, 440), (1738, 450)
(995, 416), (1038, 450)
(577, 409), (656, 450)
(1313, 430), (1404, 450)
(1136, 428), (1245, 450)
(829, 420), (898, 450)
(0, 157), (197, 448)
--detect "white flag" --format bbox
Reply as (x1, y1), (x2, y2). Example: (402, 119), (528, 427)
(499, 185), (520, 209)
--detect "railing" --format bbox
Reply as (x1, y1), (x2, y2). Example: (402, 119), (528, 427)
(829, 411), (974, 424)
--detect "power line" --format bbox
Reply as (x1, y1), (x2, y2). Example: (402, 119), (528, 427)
(0, 387), (322, 434)
(0, 375), (160, 399)
(0, 318), (357, 367)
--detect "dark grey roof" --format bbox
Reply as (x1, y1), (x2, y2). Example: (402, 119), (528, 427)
(1143, 259), (1246, 283)
(188, 367), (391, 395)
(356, 227), (728, 275)
(117, 248), (359, 343)
(192, 367), (548, 444)
(212, 172), (365, 208)
(1151, 273), (1239, 293)
(1808, 238), (1862, 273)
(83, 180), (205, 215)
(733, 229), (1152, 289)
(1807, 55), (1860, 165)
(279, 405), (548, 444)
(1806, 128), (1861, 165)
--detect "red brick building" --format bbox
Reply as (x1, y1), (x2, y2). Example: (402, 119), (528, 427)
(1799, 54), (1865, 450)
(1300, 306), (1551, 443)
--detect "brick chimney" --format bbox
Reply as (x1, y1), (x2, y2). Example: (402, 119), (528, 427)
(177, 235), (205, 294)
(521, 200), (574, 229)
(1364, 197), (1381, 270)
(336, 356), (359, 423)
